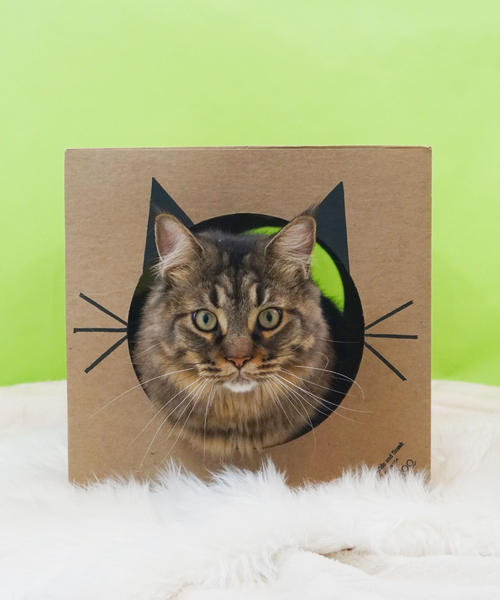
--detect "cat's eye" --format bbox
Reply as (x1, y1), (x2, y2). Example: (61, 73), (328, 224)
(193, 310), (218, 332)
(258, 308), (282, 330)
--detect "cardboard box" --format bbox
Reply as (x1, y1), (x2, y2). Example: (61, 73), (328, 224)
(65, 146), (431, 485)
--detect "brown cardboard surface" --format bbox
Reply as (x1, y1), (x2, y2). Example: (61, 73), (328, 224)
(65, 146), (431, 486)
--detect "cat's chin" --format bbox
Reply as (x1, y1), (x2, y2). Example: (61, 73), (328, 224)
(223, 380), (258, 393)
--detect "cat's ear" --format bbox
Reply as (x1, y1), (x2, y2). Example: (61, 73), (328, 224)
(155, 214), (203, 278)
(265, 216), (316, 277)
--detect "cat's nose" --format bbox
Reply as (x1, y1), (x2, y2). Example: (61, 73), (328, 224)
(226, 356), (252, 369)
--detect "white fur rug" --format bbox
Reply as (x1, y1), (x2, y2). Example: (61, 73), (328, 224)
(1, 381), (500, 599)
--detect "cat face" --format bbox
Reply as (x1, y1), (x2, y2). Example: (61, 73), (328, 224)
(133, 214), (334, 455)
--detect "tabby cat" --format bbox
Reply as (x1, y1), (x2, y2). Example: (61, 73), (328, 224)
(133, 212), (334, 457)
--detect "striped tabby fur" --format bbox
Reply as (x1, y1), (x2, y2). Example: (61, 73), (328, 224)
(133, 214), (334, 457)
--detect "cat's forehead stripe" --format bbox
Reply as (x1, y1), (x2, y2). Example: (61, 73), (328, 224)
(217, 310), (228, 335)
(248, 283), (258, 306)
(209, 287), (219, 308)
(215, 284), (230, 308)
(218, 275), (234, 300)
(255, 283), (265, 307)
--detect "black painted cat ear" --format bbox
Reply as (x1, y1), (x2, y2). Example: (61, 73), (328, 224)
(155, 214), (203, 278)
(265, 216), (316, 277)
(143, 179), (195, 271)
(304, 182), (350, 272)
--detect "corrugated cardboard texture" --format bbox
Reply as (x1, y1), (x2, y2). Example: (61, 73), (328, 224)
(65, 146), (431, 485)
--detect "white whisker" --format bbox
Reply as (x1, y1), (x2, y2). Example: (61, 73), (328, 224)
(89, 367), (196, 419)
(264, 381), (295, 430)
(312, 349), (330, 370)
(203, 383), (216, 464)
(315, 336), (363, 345)
(131, 341), (163, 358)
(293, 365), (365, 402)
(127, 378), (199, 448)
(279, 369), (370, 413)
(270, 375), (317, 446)
(161, 380), (210, 463)
(139, 379), (204, 466)
(273, 374), (359, 424)
(291, 324), (323, 352)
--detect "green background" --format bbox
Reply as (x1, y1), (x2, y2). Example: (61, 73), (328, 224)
(1, 0), (500, 386)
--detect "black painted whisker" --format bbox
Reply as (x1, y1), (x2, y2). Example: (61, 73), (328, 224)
(84, 335), (128, 373)
(364, 342), (406, 381)
(364, 300), (413, 331)
(79, 293), (128, 326)
(365, 333), (418, 340)
(74, 327), (128, 333)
